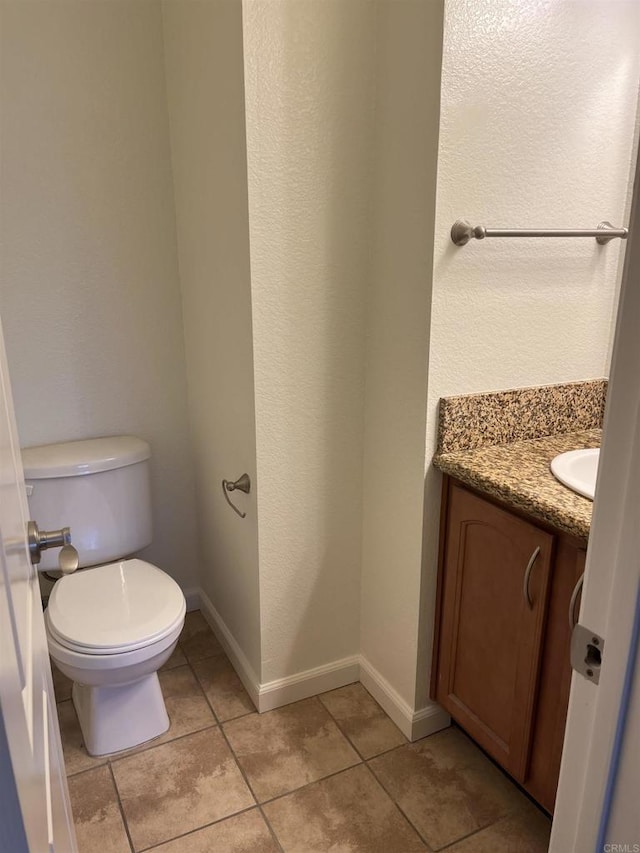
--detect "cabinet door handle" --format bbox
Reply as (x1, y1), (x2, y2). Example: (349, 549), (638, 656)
(568, 572), (585, 631)
(523, 546), (541, 609)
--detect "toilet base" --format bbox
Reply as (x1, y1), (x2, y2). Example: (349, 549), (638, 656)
(72, 673), (170, 756)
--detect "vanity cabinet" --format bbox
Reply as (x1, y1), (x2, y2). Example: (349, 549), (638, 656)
(431, 478), (585, 813)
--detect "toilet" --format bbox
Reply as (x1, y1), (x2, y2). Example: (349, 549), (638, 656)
(22, 436), (186, 757)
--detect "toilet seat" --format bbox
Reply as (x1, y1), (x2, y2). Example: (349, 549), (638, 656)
(46, 619), (183, 674)
(46, 558), (186, 655)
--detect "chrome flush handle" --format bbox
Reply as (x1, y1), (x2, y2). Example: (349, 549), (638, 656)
(27, 520), (79, 574)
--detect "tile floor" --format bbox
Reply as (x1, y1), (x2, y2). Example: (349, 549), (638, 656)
(55, 611), (551, 852)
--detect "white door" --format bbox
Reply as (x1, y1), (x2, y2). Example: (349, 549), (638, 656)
(0, 315), (76, 852)
(549, 143), (640, 849)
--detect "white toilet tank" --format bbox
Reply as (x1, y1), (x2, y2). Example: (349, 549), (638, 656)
(22, 436), (153, 571)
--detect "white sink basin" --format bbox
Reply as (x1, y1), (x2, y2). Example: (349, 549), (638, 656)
(550, 448), (600, 501)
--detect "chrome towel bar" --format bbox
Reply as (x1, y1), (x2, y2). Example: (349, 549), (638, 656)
(451, 219), (628, 247)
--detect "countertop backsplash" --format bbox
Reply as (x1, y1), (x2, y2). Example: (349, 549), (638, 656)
(437, 379), (607, 455)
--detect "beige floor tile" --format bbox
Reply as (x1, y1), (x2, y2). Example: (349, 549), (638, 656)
(224, 697), (360, 802)
(154, 665), (216, 743)
(368, 727), (526, 850)
(180, 611), (225, 663)
(192, 656), (255, 721)
(147, 809), (279, 852)
(112, 727), (254, 851)
(68, 765), (130, 853)
(263, 764), (427, 852)
(446, 802), (551, 853)
(58, 700), (108, 776)
(319, 683), (406, 758)
(161, 643), (187, 671)
(51, 661), (73, 703)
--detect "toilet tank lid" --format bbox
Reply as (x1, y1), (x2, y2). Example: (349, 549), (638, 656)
(21, 436), (151, 479)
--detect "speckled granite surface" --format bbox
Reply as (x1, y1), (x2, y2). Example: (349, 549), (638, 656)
(438, 380), (606, 453)
(434, 429), (600, 541)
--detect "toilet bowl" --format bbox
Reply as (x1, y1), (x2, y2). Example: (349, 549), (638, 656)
(46, 558), (186, 756)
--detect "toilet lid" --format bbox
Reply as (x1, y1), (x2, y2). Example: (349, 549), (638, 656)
(46, 559), (186, 654)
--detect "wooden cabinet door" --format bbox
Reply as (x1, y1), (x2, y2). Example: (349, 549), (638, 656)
(435, 484), (554, 781)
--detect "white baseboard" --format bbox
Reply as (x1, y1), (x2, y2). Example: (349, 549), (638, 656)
(192, 586), (450, 737)
(197, 587), (261, 710)
(197, 586), (358, 713)
(259, 657), (360, 713)
(359, 655), (450, 741)
(410, 702), (451, 741)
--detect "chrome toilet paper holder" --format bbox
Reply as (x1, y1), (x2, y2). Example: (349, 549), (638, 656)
(222, 473), (251, 518)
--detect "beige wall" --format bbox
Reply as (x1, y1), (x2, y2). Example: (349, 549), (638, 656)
(0, 0), (199, 589)
(428, 0), (639, 408)
(161, 0), (261, 676)
(360, 0), (444, 710)
(243, 0), (374, 682)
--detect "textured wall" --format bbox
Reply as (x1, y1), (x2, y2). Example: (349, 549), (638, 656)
(243, 0), (374, 682)
(360, 0), (444, 709)
(429, 0), (640, 407)
(420, 0), (640, 699)
(162, 0), (261, 676)
(0, 1), (199, 588)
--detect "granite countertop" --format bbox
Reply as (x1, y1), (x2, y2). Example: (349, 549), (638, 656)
(434, 428), (600, 541)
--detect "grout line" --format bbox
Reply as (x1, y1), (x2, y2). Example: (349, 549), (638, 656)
(218, 707), (256, 723)
(363, 740), (410, 761)
(316, 693), (367, 763)
(217, 696), (365, 809)
(366, 758), (436, 849)
(187, 620), (284, 853)
(185, 659), (222, 727)
(64, 763), (108, 781)
(317, 688), (412, 764)
(258, 805), (286, 853)
(437, 824), (493, 851)
(188, 660), (256, 724)
(365, 748), (534, 853)
(360, 762), (436, 852)
(214, 696), (364, 811)
(216, 709), (260, 803)
(183, 631), (284, 851)
(436, 814), (522, 852)
(65, 761), (108, 778)
(435, 801), (552, 851)
(107, 762), (136, 853)
(135, 805), (261, 853)
(257, 761), (363, 809)
(184, 649), (267, 823)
